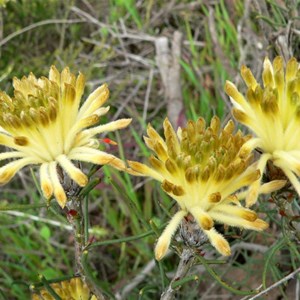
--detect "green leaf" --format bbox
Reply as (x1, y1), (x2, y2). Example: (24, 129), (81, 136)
(40, 225), (51, 240)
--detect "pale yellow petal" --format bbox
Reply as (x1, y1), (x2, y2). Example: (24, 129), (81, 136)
(262, 56), (275, 87)
(146, 123), (166, 147)
(246, 153), (272, 207)
(240, 64), (258, 89)
(0, 151), (26, 161)
(56, 154), (88, 187)
(78, 84), (109, 119)
(209, 210), (268, 231)
(94, 106), (110, 117)
(212, 204), (257, 221)
(221, 169), (260, 200)
(259, 180), (286, 194)
(82, 118), (132, 137)
(49, 65), (60, 85)
(69, 277), (90, 299)
(0, 132), (16, 148)
(40, 163), (53, 199)
(163, 118), (180, 157)
(155, 210), (187, 260)
(127, 160), (164, 181)
(189, 206), (214, 230)
(0, 157), (37, 184)
(75, 72), (85, 104)
(106, 156), (137, 175)
(239, 138), (262, 158)
(225, 80), (251, 112)
(69, 147), (120, 165)
(278, 165), (300, 197)
(49, 161), (67, 208)
(273, 150), (300, 175)
(204, 228), (231, 256)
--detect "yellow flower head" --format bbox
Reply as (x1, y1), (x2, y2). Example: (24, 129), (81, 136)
(129, 117), (269, 259)
(0, 66), (131, 207)
(31, 277), (97, 300)
(225, 56), (298, 206)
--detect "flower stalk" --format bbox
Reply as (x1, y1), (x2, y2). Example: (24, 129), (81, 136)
(160, 248), (195, 300)
(63, 172), (106, 299)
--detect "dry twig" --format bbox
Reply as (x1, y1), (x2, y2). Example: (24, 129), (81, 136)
(243, 267), (300, 300)
(155, 31), (186, 127)
(160, 248), (195, 300)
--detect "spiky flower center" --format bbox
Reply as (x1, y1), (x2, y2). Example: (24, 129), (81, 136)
(176, 117), (251, 182)
(0, 74), (60, 129)
(145, 117), (256, 211)
(0, 67), (91, 162)
(226, 56), (300, 154)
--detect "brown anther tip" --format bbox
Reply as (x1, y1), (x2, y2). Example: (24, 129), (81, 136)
(172, 185), (185, 196)
(243, 210), (257, 222)
(200, 216), (214, 230)
(161, 180), (173, 193)
(208, 192), (221, 203)
(14, 136), (29, 146)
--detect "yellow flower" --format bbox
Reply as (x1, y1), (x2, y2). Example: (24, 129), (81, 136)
(225, 56), (298, 206)
(31, 277), (98, 300)
(0, 66), (131, 207)
(128, 117), (270, 259)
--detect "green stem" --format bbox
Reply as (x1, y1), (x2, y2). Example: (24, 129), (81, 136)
(171, 274), (198, 289)
(67, 194), (106, 300)
(84, 196), (89, 245)
(82, 251), (108, 300)
(39, 275), (61, 300)
(0, 202), (50, 211)
(31, 274), (77, 288)
(85, 229), (155, 250)
(67, 196), (84, 275)
(197, 255), (258, 296)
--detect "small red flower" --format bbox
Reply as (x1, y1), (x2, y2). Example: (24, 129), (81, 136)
(102, 138), (117, 145)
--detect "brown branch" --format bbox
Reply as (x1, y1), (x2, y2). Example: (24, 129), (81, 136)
(155, 31), (186, 128)
(245, 267), (300, 300)
(160, 248), (195, 300)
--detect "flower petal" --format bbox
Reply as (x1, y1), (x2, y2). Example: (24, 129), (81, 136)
(82, 118), (132, 137)
(69, 147), (119, 165)
(189, 206), (214, 230)
(127, 160), (164, 181)
(40, 163), (53, 199)
(49, 161), (67, 208)
(0, 157), (37, 184)
(0, 151), (26, 161)
(77, 84), (109, 119)
(154, 210), (187, 260)
(225, 80), (252, 112)
(246, 153), (272, 207)
(204, 228), (231, 256)
(209, 210), (268, 231)
(56, 154), (88, 187)
(212, 204), (258, 221)
(277, 164), (300, 196)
